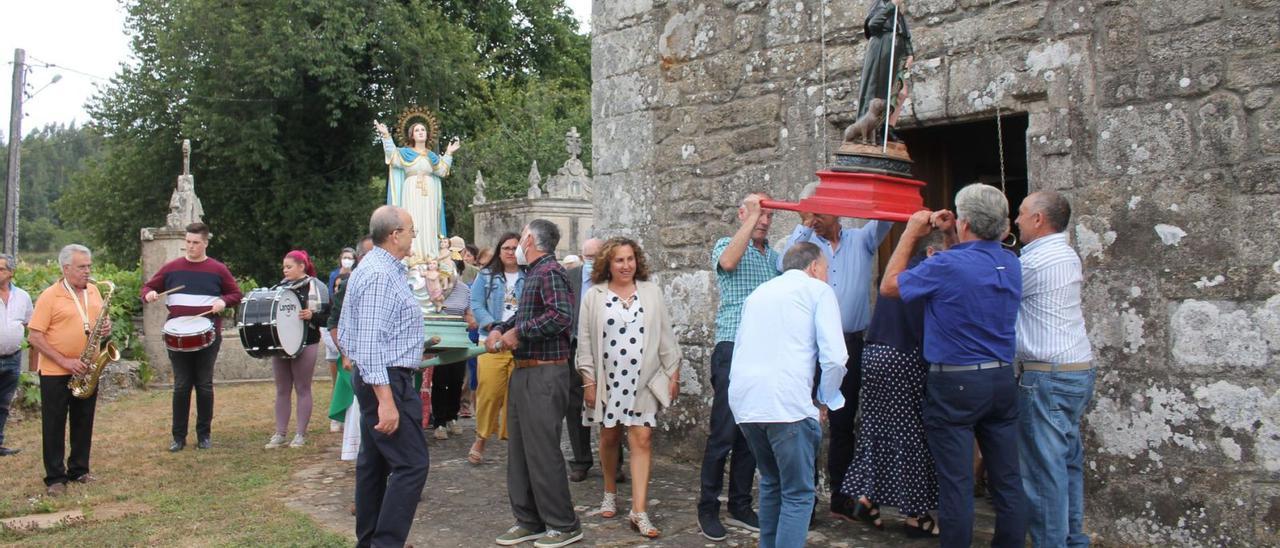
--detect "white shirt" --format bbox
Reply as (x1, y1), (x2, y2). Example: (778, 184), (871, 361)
(0, 283), (33, 356)
(1016, 232), (1093, 363)
(730, 270), (849, 423)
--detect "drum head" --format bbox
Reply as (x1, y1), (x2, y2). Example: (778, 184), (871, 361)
(273, 289), (305, 356)
(163, 315), (213, 335)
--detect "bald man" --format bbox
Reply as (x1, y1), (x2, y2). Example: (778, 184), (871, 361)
(566, 237), (605, 482)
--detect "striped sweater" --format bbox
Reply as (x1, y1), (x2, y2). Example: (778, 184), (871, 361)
(142, 257), (243, 331)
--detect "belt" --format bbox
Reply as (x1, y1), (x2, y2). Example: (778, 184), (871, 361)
(929, 361), (1011, 373)
(0, 350), (19, 360)
(1017, 361), (1093, 373)
(514, 359), (566, 369)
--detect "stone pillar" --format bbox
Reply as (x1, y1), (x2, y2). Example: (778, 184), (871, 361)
(139, 226), (187, 383)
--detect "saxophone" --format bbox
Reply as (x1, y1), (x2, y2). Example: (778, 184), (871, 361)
(70, 280), (121, 399)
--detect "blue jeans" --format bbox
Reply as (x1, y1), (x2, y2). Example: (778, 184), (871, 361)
(924, 367), (1026, 548)
(740, 419), (821, 548)
(1018, 368), (1096, 548)
(0, 352), (22, 446)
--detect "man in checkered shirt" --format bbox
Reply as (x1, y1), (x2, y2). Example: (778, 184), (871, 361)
(697, 193), (779, 541)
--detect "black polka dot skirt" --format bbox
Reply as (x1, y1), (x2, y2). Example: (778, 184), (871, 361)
(841, 343), (938, 517)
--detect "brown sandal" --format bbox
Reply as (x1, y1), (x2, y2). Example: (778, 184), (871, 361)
(467, 439), (484, 465)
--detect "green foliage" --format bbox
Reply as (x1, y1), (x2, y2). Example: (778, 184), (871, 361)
(447, 77), (591, 242)
(0, 123), (100, 253)
(13, 372), (40, 411)
(57, 0), (591, 282)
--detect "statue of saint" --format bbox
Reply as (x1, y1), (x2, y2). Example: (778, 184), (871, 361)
(374, 107), (460, 266)
(856, 0), (914, 138)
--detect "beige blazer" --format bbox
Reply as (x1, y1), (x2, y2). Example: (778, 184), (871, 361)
(575, 279), (682, 422)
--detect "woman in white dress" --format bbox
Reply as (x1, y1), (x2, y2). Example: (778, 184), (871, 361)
(373, 118), (460, 265)
(576, 237), (682, 539)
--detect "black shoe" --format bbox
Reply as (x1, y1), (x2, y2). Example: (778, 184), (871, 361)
(197, 437), (212, 450)
(0, 446), (20, 456)
(698, 513), (727, 541)
(568, 469), (588, 482)
(168, 439), (186, 452)
(725, 508), (760, 532)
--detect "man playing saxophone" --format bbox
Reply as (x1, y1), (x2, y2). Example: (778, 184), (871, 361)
(27, 244), (112, 496)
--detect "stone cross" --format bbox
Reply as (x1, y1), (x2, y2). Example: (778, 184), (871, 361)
(565, 127), (582, 159)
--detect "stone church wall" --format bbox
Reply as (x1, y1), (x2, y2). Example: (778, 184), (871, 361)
(591, 0), (1280, 543)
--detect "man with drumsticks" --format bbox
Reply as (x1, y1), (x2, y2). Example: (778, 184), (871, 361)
(142, 222), (242, 452)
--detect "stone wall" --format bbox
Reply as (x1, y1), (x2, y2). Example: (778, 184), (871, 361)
(591, 0), (1280, 544)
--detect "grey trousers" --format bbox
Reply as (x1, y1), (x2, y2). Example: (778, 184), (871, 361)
(508, 362), (581, 532)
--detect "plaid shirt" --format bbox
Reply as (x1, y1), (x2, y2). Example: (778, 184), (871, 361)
(712, 237), (780, 343)
(493, 253), (574, 361)
(337, 246), (425, 385)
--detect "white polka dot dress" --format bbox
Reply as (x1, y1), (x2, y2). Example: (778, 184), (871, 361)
(841, 343), (938, 517)
(585, 290), (655, 428)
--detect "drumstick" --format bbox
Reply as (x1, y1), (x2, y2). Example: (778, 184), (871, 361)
(195, 309), (218, 318)
(150, 285), (186, 300)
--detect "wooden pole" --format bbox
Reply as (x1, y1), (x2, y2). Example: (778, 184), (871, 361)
(4, 49), (25, 256)
(882, 6), (898, 153)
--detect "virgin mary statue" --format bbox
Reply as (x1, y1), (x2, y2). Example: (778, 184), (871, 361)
(374, 107), (461, 265)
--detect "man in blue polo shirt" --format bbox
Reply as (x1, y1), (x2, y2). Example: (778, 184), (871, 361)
(880, 183), (1026, 548)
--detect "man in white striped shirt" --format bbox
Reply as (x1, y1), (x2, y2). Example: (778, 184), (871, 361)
(1013, 191), (1095, 548)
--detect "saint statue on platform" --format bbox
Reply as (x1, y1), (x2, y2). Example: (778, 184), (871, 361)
(374, 106), (461, 266)
(856, 0), (914, 140)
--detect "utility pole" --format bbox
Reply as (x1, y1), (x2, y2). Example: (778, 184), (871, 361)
(4, 49), (24, 256)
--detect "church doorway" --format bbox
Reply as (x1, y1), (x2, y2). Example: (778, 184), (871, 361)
(875, 113), (1029, 270)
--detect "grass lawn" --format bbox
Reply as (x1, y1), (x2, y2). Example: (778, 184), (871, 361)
(0, 381), (351, 546)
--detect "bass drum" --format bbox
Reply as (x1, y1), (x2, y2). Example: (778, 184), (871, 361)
(236, 287), (305, 358)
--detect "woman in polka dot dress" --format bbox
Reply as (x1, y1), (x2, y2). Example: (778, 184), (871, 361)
(576, 237), (682, 539)
(840, 234), (943, 538)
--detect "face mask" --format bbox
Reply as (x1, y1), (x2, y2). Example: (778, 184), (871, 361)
(341, 258), (355, 269)
(582, 261), (593, 279)
(515, 237), (529, 266)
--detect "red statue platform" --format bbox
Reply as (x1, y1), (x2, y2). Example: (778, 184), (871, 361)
(761, 170), (926, 223)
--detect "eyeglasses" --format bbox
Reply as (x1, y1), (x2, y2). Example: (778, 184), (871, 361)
(395, 227), (418, 236)
(500, 246), (517, 252)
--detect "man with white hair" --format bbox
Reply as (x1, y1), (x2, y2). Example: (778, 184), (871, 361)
(28, 244), (111, 496)
(0, 253), (33, 457)
(881, 183), (1026, 547)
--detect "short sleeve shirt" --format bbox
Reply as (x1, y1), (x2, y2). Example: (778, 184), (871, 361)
(898, 240), (1022, 365)
(29, 281), (105, 376)
(712, 238), (781, 343)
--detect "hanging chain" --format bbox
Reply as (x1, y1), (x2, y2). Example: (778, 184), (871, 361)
(995, 104), (1007, 193)
(819, 0), (829, 160)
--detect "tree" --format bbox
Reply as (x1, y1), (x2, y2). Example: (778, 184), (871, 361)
(61, 0), (481, 282)
(59, 0), (592, 280)
(0, 123), (99, 253)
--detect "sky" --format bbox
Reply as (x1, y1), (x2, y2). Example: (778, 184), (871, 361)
(1, 0), (593, 141)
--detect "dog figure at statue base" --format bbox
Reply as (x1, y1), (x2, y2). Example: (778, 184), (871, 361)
(842, 98), (887, 144)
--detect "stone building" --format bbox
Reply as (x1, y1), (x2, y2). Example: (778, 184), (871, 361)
(590, 0), (1279, 544)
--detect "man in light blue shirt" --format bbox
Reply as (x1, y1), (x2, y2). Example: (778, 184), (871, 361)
(778, 192), (892, 519)
(337, 205), (429, 548)
(730, 242), (848, 547)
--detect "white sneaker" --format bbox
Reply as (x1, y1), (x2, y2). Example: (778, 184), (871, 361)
(447, 420), (462, 435)
(434, 426), (448, 440)
(329, 420), (341, 433)
(289, 434), (306, 448)
(264, 433), (286, 449)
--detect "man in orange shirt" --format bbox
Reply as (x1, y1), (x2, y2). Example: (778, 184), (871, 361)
(28, 244), (111, 496)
